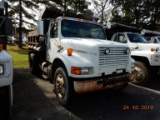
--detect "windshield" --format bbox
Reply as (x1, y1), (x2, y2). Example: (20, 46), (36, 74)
(157, 37), (160, 42)
(61, 19), (106, 40)
(127, 33), (147, 43)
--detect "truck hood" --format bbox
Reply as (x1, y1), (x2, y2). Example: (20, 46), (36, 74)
(62, 37), (128, 49)
(132, 43), (160, 51)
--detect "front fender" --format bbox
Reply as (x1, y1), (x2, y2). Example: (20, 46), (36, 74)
(56, 53), (95, 77)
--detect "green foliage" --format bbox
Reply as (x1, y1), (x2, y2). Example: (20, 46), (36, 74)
(8, 0), (93, 31)
(91, 0), (111, 24)
(50, 0), (90, 14)
(7, 44), (29, 68)
(8, 0), (46, 31)
(111, 0), (160, 30)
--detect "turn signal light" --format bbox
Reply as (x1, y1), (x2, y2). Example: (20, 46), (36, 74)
(71, 67), (81, 75)
(151, 48), (157, 52)
(0, 44), (3, 51)
(67, 48), (73, 56)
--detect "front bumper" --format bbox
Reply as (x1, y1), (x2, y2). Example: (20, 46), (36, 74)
(74, 73), (132, 93)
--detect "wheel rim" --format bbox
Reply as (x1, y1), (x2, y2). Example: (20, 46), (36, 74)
(133, 65), (145, 83)
(55, 74), (65, 99)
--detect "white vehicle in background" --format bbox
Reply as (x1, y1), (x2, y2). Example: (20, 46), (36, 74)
(110, 31), (160, 85)
(141, 29), (160, 43)
(0, 1), (13, 120)
(144, 36), (160, 43)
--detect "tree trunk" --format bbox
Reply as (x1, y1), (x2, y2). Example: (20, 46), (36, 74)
(64, 0), (67, 12)
(19, 0), (22, 48)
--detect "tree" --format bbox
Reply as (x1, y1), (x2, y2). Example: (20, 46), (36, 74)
(90, 0), (112, 24)
(111, 0), (160, 30)
(50, 0), (91, 15)
(148, 0), (160, 30)
(8, 0), (93, 48)
(8, 0), (51, 48)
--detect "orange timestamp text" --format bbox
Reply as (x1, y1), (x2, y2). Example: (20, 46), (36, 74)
(123, 105), (154, 110)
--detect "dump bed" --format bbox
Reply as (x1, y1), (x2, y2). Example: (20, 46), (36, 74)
(105, 22), (141, 40)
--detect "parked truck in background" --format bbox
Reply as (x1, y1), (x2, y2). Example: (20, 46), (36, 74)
(28, 8), (135, 106)
(141, 29), (160, 43)
(0, 1), (13, 120)
(106, 22), (160, 85)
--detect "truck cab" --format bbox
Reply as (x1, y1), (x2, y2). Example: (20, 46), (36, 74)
(28, 8), (134, 106)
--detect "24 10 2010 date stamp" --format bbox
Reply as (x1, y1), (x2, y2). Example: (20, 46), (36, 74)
(123, 105), (154, 110)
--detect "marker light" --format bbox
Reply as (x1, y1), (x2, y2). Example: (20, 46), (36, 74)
(0, 44), (3, 51)
(151, 48), (159, 52)
(71, 67), (81, 75)
(67, 48), (73, 56)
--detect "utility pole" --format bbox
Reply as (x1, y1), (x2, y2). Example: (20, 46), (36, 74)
(19, 0), (22, 48)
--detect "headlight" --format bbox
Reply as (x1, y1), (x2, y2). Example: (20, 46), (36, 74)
(0, 64), (4, 75)
(131, 63), (135, 69)
(71, 67), (93, 75)
(155, 56), (159, 61)
(81, 68), (89, 74)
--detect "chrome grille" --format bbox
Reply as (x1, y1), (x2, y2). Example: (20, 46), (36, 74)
(99, 47), (129, 66)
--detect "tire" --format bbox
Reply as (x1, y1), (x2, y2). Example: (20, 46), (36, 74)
(130, 61), (150, 85)
(54, 67), (74, 106)
(29, 53), (41, 75)
(112, 83), (128, 91)
(0, 86), (12, 120)
(6, 85), (12, 120)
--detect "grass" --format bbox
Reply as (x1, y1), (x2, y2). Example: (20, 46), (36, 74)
(7, 44), (29, 69)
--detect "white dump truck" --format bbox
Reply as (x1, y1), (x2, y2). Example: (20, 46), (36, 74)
(28, 8), (134, 106)
(0, 1), (13, 120)
(106, 22), (160, 85)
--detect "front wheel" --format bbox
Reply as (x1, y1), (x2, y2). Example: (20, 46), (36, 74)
(54, 67), (74, 106)
(130, 61), (150, 85)
(0, 85), (13, 120)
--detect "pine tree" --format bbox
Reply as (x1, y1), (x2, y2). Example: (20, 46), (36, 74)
(111, 0), (160, 30)
(8, 0), (52, 48)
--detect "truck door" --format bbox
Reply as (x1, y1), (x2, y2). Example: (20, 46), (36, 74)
(46, 21), (59, 62)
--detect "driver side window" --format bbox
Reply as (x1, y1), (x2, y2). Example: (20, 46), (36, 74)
(50, 22), (58, 38)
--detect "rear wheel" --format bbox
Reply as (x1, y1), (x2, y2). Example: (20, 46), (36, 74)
(130, 61), (150, 85)
(54, 67), (74, 106)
